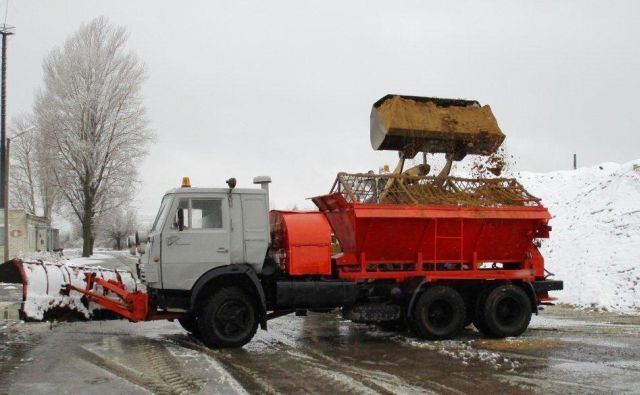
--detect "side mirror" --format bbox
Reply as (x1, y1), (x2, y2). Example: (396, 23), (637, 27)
(136, 231), (149, 244)
(137, 244), (146, 255)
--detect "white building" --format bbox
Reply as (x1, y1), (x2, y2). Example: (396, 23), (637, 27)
(0, 209), (59, 260)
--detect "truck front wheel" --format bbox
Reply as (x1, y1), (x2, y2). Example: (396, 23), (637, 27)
(482, 284), (532, 338)
(178, 315), (201, 339)
(411, 285), (466, 340)
(197, 286), (258, 348)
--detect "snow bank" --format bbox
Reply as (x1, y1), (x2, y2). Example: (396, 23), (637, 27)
(16, 250), (65, 264)
(65, 254), (112, 267)
(517, 159), (640, 312)
(55, 248), (129, 266)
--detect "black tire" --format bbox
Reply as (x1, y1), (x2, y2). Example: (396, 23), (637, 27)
(410, 285), (466, 340)
(197, 287), (258, 349)
(472, 287), (492, 335)
(178, 315), (201, 338)
(482, 284), (532, 338)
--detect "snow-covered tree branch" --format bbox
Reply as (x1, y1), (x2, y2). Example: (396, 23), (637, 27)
(97, 206), (138, 250)
(8, 115), (60, 220)
(33, 17), (152, 256)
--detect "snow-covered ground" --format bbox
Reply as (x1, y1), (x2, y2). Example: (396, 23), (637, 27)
(61, 248), (133, 266)
(517, 159), (640, 312)
(17, 248), (133, 267)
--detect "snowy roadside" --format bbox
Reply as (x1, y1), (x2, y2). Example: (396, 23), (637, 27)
(517, 159), (640, 313)
(53, 247), (135, 267)
(0, 249), (139, 389)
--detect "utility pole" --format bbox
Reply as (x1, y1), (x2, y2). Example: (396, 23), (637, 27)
(1, 23), (14, 261)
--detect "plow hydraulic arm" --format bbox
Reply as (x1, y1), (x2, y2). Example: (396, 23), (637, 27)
(65, 272), (149, 322)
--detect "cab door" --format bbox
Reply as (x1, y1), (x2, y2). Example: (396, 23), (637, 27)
(161, 195), (230, 290)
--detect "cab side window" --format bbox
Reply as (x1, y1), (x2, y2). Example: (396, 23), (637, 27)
(172, 199), (190, 230)
(191, 199), (223, 229)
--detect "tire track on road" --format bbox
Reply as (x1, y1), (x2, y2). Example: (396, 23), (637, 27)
(78, 338), (204, 395)
(170, 336), (408, 394)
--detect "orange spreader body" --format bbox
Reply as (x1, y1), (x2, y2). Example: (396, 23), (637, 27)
(310, 193), (551, 283)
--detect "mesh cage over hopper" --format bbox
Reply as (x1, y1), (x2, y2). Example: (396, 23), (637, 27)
(370, 95), (505, 159)
(328, 173), (542, 208)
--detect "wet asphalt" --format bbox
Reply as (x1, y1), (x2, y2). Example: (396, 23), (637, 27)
(1, 253), (639, 394)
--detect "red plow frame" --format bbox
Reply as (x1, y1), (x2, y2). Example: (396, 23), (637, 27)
(65, 272), (149, 322)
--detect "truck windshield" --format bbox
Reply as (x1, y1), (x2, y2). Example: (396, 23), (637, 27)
(151, 196), (172, 232)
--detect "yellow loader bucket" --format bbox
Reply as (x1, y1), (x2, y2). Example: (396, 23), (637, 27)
(370, 95), (505, 160)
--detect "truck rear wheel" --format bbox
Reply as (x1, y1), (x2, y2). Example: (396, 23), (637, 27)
(482, 284), (532, 338)
(197, 286), (258, 349)
(411, 285), (466, 340)
(472, 287), (492, 335)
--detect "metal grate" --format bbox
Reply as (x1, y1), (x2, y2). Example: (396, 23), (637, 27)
(330, 173), (542, 208)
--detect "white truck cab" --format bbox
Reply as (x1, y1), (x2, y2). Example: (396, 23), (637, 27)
(136, 175), (354, 349)
(141, 177), (271, 293)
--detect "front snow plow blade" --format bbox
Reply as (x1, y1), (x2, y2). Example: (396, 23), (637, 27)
(0, 259), (145, 322)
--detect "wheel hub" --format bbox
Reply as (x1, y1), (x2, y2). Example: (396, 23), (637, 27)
(214, 300), (249, 337)
(495, 296), (521, 326)
(427, 300), (454, 329)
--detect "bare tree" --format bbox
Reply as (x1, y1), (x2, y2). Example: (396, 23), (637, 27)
(8, 115), (61, 221)
(35, 127), (61, 222)
(34, 17), (151, 257)
(99, 207), (138, 250)
(8, 116), (38, 215)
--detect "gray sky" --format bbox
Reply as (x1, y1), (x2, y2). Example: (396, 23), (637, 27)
(5, 0), (640, 219)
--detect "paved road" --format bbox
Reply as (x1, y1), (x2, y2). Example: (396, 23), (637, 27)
(1, 253), (640, 394)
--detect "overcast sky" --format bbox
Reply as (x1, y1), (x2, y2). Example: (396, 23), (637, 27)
(5, 1), (640, 219)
